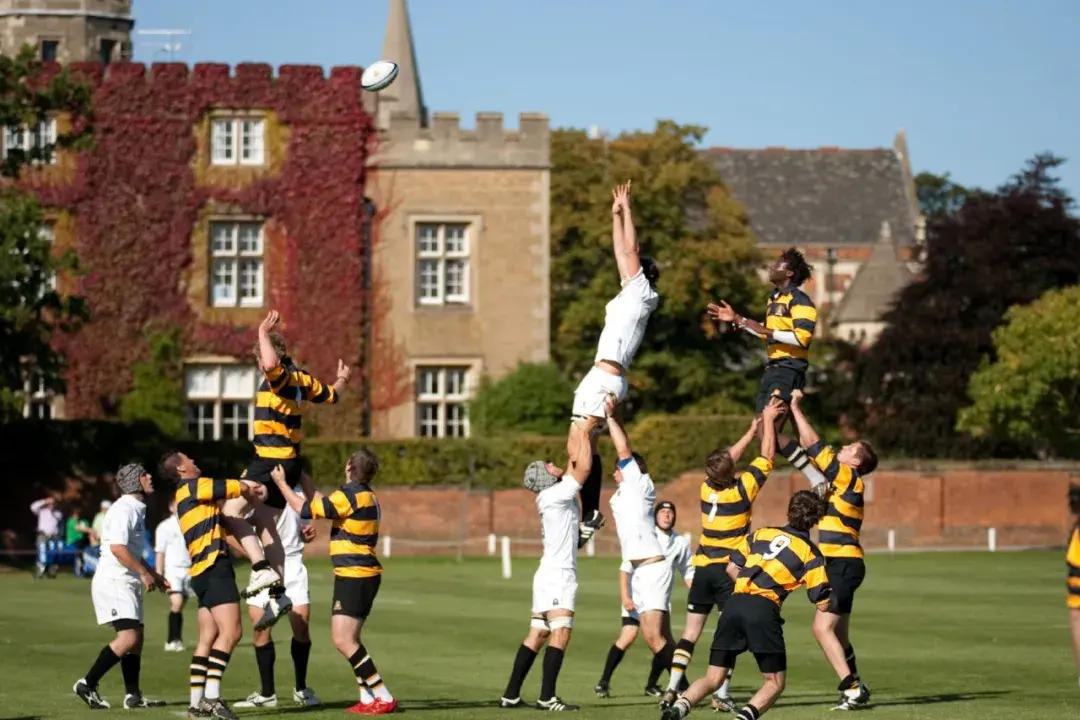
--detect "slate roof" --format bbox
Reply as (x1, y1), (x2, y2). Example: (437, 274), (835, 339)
(832, 225), (915, 323)
(706, 147), (918, 246)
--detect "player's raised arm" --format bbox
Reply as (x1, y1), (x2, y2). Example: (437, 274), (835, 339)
(728, 416), (762, 464)
(759, 397), (782, 462)
(789, 389), (821, 449)
(567, 415), (602, 483)
(610, 181), (642, 281)
(257, 309), (283, 373)
(604, 395), (633, 461)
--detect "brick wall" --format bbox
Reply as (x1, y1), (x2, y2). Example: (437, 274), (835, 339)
(300, 466), (1080, 558)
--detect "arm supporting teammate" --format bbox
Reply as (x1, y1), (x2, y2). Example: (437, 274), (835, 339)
(728, 417), (763, 465)
(605, 395), (632, 461)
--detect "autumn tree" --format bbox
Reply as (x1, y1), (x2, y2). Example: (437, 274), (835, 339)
(957, 284), (1080, 459)
(845, 155), (1080, 457)
(0, 46), (91, 420)
(550, 121), (767, 415)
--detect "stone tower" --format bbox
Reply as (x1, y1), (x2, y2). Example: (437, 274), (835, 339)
(0, 0), (134, 63)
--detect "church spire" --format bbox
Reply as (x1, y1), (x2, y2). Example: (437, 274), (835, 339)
(379, 0), (427, 128)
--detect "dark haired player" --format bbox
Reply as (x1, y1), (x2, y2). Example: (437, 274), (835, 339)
(783, 389), (874, 710)
(1067, 483), (1080, 685)
(661, 400), (783, 712)
(572, 181), (661, 548)
(661, 490), (834, 720)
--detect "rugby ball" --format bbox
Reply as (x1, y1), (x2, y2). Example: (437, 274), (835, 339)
(361, 60), (399, 92)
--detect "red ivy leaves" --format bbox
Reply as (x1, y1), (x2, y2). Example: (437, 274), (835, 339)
(25, 62), (375, 426)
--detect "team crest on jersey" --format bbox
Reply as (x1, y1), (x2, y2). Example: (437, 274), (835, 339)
(333, 600), (342, 611)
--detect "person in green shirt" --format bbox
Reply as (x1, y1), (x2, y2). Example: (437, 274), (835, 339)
(66, 508), (93, 577)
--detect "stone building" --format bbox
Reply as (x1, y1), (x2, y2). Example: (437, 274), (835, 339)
(0, 0), (132, 63)
(707, 130), (922, 345)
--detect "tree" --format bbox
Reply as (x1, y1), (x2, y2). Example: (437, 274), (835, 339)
(0, 46), (91, 420)
(844, 154), (1080, 457)
(468, 362), (574, 437)
(118, 327), (186, 436)
(914, 171), (972, 217)
(957, 285), (1080, 459)
(550, 121), (767, 415)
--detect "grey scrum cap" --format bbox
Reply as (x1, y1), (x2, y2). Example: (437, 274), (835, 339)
(116, 463), (147, 494)
(524, 460), (559, 494)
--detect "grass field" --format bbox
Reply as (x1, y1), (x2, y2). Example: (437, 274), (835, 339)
(0, 551), (1076, 720)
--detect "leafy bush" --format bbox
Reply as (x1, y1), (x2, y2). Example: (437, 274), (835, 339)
(468, 362), (574, 437)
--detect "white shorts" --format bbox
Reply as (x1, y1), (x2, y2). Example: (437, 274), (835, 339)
(531, 566), (578, 615)
(572, 366), (628, 418)
(247, 556), (310, 608)
(91, 575), (144, 626)
(628, 560), (674, 615)
(166, 569), (193, 598)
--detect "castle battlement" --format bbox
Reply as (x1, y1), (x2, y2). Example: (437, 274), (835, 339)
(374, 110), (550, 169)
(58, 61), (367, 92)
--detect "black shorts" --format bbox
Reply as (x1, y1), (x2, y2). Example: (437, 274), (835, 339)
(755, 364), (806, 413)
(825, 558), (865, 615)
(686, 563), (735, 616)
(244, 456), (304, 509)
(710, 594), (786, 674)
(191, 557), (241, 610)
(332, 575), (382, 619)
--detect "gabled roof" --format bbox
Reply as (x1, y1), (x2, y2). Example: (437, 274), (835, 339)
(832, 222), (915, 323)
(705, 141), (918, 247)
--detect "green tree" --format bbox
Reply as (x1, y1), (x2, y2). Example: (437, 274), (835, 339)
(914, 171), (972, 217)
(957, 285), (1080, 459)
(845, 155), (1080, 457)
(0, 46), (92, 420)
(551, 121), (767, 415)
(468, 362), (574, 437)
(119, 327), (186, 436)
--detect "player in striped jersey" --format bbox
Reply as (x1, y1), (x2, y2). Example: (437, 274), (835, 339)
(661, 399), (783, 712)
(1068, 483), (1080, 685)
(661, 491), (832, 720)
(785, 389), (874, 710)
(160, 451), (266, 720)
(271, 449), (395, 716)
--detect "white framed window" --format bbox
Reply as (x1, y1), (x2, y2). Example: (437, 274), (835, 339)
(416, 222), (470, 306)
(184, 364), (258, 440)
(3, 119), (57, 164)
(39, 223), (56, 291)
(209, 220), (264, 308)
(415, 365), (470, 438)
(211, 117), (265, 166)
(23, 373), (52, 420)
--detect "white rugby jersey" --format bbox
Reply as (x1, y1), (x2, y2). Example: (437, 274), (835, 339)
(276, 500), (308, 559)
(537, 476), (582, 571)
(97, 494), (147, 581)
(594, 268), (659, 370)
(620, 526), (696, 582)
(154, 514), (190, 573)
(609, 457), (665, 563)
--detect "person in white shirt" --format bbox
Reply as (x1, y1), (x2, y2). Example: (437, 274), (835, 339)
(500, 414), (602, 712)
(595, 500), (695, 698)
(573, 180), (661, 549)
(235, 483), (322, 709)
(30, 495), (63, 578)
(602, 398), (679, 697)
(155, 499), (192, 651)
(73, 463), (168, 711)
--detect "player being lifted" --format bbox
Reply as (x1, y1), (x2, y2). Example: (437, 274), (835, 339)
(661, 400), (783, 712)
(661, 489), (834, 720)
(218, 310), (351, 631)
(500, 414), (602, 712)
(594, 500), (694, 698)
(780, 389), (874, 710)
(572, 181), (661, 548)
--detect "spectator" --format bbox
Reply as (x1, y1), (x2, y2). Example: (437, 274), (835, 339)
(65, 507), (94, 577)
(31, 495), (63, 578)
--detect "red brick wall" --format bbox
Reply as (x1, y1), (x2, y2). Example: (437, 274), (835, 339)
(301, 466), (1080, 558)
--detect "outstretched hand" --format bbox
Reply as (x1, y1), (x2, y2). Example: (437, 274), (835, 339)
(259, 310), (280, 335)
(789, 389), (803, 409)
(337, 359), (352, 384)
(707, 301), (736, 323)
(611, 180), (632, 215)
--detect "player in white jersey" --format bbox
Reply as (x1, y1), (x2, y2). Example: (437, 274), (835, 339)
(500, 414), (602, 712)
(155, 499), (192, 651)
(235, 484), (322, 709)
(574, 180), (662, 548)
(74, 463), (168, 710)
(595, 500), (695, 697)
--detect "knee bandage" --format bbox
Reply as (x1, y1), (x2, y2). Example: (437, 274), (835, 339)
(548, 615), (574, 631)
(530, 617), (549, 631)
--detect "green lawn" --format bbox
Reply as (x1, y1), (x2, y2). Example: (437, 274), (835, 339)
(0, 551), (1076, 719)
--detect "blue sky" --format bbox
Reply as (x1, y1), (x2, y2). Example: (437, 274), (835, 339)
(134, 0), (1080, 198)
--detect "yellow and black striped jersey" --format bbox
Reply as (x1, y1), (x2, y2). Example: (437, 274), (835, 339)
(1068, 525), (1080, 609)
(174, 477), (242, 577)
(764, 285), (817, 369)
(302, 483), (382, 579)
(808, 441), (864, 559)
(693, 456), (772, 568)
(254, 357), (338, 461)
(730, 525), (831, 609)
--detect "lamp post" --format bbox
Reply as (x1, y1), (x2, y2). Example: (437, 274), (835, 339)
(825, 247), (837, 331)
